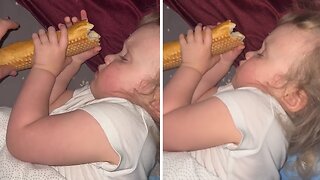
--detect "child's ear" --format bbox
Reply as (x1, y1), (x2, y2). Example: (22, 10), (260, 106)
(281, 88), (308, 113)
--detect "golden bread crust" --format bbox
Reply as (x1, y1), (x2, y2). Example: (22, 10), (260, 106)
(0, 20), (100, 71)
(163, 20), (245, 70)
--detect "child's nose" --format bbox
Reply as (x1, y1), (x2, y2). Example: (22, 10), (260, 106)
(104, 55), (115, 65)
(245, 51), (255, 60)
(239, 59), (246, 66)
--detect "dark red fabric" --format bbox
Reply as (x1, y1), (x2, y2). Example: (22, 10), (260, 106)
(164, 0), (297, 64)
(17, 0), (159, 71)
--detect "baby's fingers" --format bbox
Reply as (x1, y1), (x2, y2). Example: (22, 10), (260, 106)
(220, 45), (245, 66)
(186, 29), (194, 43)
(203, 26), (212, 45)
(32, 32), (41, 47)
(80, 10), (88, 20)
(64, 16), (73, 28)
(47, 26), (58, 44)
(58, 24), (68, 48)
(179, 33), (187, 46)
(194, 23), (203, 42)
(223, 45), (245, 58)
(71, 16), (79, 23)
(38, 29), (49, 44)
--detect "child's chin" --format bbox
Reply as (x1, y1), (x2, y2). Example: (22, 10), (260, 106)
(94, 71), (98, 78)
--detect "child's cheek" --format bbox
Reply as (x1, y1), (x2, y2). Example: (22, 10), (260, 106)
(236, 63), (257, 83)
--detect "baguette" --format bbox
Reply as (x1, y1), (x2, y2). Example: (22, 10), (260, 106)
(163, 20), (245, 70)
(0, 20), (101, 71)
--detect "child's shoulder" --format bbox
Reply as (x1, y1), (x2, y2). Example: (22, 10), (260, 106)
(90, 97), (142, 112)
(217, 85), (274, 105)
(215, 85), (286, 119)
(86, 97), (153, 122)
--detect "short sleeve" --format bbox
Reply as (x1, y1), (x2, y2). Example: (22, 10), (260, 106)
(214, 88), (288, 178)
(215, 88), (288, 155)
(79, 100), (150, 172)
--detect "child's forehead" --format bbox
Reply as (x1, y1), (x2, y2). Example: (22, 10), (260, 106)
(126, 26), (159, 45)
(132, 24), (159, 37)
(261, 24), (318, 64)
(269, 24), (317, 48)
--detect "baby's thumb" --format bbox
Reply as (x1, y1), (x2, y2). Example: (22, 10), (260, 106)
(223, 45), (245, 60)
(82, 46), (101, 59)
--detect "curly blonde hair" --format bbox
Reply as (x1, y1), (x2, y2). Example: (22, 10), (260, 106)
(126, 11), (160, 123)
(278, 10), (320, 178)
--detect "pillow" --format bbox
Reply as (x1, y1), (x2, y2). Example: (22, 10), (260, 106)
(16, 0), (159, 71)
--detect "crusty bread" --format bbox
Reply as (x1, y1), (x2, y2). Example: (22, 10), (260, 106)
(163, 20), (245, 70)
(0, 20), (101, 71)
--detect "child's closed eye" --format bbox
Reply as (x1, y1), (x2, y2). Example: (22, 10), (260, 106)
(257, 53), (264, 57)
(256, 50), (265, 58)
(119, 55), (128, 62)
(256, 42), (266, 58)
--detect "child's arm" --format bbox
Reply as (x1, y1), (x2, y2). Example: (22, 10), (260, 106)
(163, 24), (242, 152)
(192, 45), (244, 102)
(164, 24), (218, 114)
(164, 95), (241, 151)
(49, 10), (101, 111)
(7, 25), (118, 166)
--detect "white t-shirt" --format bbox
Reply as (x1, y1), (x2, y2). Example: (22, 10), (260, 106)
(50, 85), (159, 180)
(188, 84), (292, 179)
(190, 84), (292, 180)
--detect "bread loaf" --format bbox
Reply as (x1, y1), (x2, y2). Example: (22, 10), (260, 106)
(163, 20), (245, 70)
(0, 20), (100, 71)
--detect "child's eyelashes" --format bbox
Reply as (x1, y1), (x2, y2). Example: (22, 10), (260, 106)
(119, 55), (128, 62)
(256, 50), (264, 58)
(257, 53), (264, 57)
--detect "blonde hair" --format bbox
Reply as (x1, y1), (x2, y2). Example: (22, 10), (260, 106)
(139, 11), (160, 27)
(278, 10), (320, 177)
(126, 11), (160, 123)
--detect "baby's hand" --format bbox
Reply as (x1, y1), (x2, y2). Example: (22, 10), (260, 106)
(179, 24), (215, 75)
(219, 45), (244, 66)
(32, 25), (68, 76)
(64, 10), (101, 66)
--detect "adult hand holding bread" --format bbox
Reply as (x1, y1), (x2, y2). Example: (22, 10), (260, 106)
(0, 17), (19, 80)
